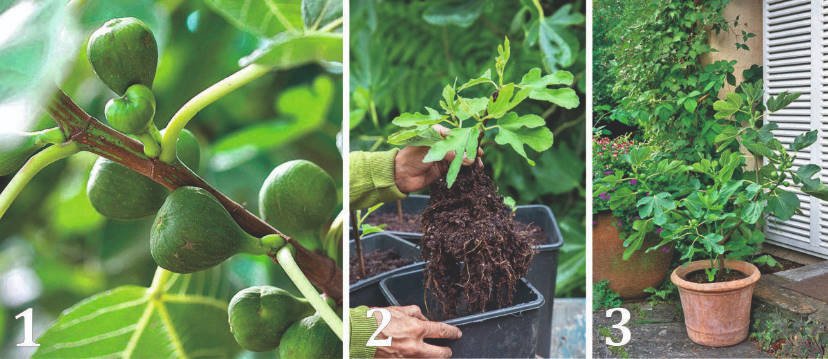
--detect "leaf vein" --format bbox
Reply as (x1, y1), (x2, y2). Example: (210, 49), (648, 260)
(55, 298), (146, 330)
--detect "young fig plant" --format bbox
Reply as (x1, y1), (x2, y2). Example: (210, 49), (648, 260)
(259, 160), (338, 252)
(227, 286), (314, 352)
(150, 186), (285, 273)
(388, 37), (579, 187)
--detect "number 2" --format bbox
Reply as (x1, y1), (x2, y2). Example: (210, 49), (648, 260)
(605, 307), (630, 346)
(366, 308), (392, 347)
(15, 308), (40, 347)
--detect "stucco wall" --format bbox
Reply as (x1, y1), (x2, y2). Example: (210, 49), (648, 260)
(703, 0), (763, 168)
(702, 0), (763, 90)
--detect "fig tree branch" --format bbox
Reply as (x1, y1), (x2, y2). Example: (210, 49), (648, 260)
(46, 89), (342, 302)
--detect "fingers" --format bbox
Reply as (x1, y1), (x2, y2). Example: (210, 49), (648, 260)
(432, 124), (450, 137)
(444, 150), (481, 167)
(399, 305), (428, 320)
(421, 321), (462, 340)
(461, 155), (475, 166)
(418, 343), (453, 358)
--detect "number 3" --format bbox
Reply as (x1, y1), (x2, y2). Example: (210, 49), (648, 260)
(366, 308), (392, 347)
(605, 307), (631, 346)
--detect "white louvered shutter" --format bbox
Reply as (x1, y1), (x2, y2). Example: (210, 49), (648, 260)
(763, 0), (828, 258)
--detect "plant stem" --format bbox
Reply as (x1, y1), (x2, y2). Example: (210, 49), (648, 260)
(0, 142), (79, 220)
(148, 267), (174, 297)
(159, 64), (271, 163)
(276, 247), (343, 340)
(396, 199), (403, 223)
(34, 127), (66, 145)
(351, 211), (366, 278)
(137, 132), (161, 157)
(531, 0), (545, 17)
(318, 18), (343, 33)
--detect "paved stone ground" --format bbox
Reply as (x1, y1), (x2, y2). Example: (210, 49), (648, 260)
(550, 298), (586, 358)
(755, 260), (828, 324)
(592, 301), (771, 358)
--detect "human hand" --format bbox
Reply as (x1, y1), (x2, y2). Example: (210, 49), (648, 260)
(394, 125), (483, 193)
(372, 305), (461, 358)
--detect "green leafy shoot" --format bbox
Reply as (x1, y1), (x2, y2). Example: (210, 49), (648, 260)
(387, 37), (579, 187)
(355, 202), (385, 237)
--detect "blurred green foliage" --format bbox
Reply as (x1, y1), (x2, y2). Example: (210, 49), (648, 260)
(350, 0), (586, 297)
(593, 0), (737, 158)
(0, 0), (341, 355)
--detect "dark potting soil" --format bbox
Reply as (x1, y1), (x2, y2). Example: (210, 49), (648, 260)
(349, 249), (413, 284)
(420, 167), (535, 318)
(515, 220), (546, 246)
(685, 268), (748, 284)
(368, 211), (422, 233)
(368, 208), (548, 246)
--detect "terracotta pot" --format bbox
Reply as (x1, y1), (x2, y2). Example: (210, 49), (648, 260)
(592, 212), (673, 299)
(671, 260), (761, 347)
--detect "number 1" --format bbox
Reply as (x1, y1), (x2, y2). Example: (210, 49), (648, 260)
(15, 308), (40, 347)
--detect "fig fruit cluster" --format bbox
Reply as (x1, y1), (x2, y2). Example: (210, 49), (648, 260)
(228, 286), (341, 357)
(147, 159), (338, 273)
(88, 17), (162, 156)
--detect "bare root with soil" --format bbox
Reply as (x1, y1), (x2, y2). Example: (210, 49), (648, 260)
(421, 167), (535, 318)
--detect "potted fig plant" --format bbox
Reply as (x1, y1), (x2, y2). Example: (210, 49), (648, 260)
(627, 80), (828, 347)
(592, 136), (678, 298)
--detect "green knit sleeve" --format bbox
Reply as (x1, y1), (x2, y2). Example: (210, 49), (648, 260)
(349, 306), (379, 359)
(350, 149), (407, 210)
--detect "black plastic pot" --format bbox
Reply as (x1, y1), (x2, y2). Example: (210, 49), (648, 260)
(363, 194), (429, 243)
(518, 205), (564, 358)
(349, 233), (423, 307)
(361, 197), (565, 357)
(381, 201), (564, 357)
(380, 268), (544, 358)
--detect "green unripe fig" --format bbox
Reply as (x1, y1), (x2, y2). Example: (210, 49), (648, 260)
(87, 160), (168, 220)
(0, 128), (64, 176)
(105, 84), (156, 134)
(150, 187), (279, 273)
(175, 129), (200, 172)
(88, 17), (157, 95)
(227, 286), (314, 352)
(323, 211), (344, 265)
(259, 160), (337, 252)
(87, 129), (201, 220)
(279, 314), (342, 359)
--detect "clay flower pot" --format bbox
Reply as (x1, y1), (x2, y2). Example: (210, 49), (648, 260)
(671, 260), (761, 347)
(593, 212), (673, 298)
